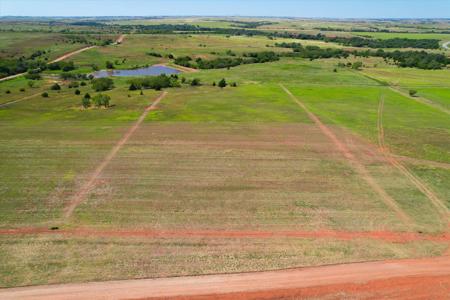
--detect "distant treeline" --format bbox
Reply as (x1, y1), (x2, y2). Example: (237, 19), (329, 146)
(173, 51), (279, 69)
(275, 42), (450, 69)
(272, 32), (440, 49)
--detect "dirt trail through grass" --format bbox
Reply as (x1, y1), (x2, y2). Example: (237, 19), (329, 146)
(1, 228), (449, 243)
(0, 92), (43, 108)
(280, 84), (413, 227)
(63, 91), (168, 218)
(377, 96), (449, 225)
(1, 256), (448, 300)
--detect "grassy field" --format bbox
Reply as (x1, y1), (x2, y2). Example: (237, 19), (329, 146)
(0, 23), (449, 288)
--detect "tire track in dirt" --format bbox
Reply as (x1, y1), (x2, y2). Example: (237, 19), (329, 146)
(280, 84), (413, 227)
(63, 91), (168, 218)
(377, 96), (449, 225)
(1, 228), (449, 243)
(1, 256), (449, 300)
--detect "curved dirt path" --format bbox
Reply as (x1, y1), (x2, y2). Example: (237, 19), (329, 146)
(1, 228), (450, 243)
(49, 45), (97, 64)
(280, 84), (413, 227)
(63, 92), (167, 218)
(1, 256), (449, 300)
(377, 96), (449, 223)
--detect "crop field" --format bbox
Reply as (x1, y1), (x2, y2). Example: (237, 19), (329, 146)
(0, 17), (449, 289)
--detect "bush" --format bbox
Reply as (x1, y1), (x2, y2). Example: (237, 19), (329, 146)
(82, 97), (91, 108)
(231, 82), (237, 87)
(41, 92), (49, 98)
(27, 81), (35, 88)
(352, 61), (363, 70)
(50, 83), (61, 90)
(105, 61), (114, 69)
(190, 78), (201, 86)
(92, 78), (114, 91)
(20, 88), (25, 92)
(92, 94), (111, 107)
(218, 78), (227, 88)
(75, 89), (81, 95)
(24, 73), (41, 80)
(5, 90), (11, 94)
(84, 93), (91, 99)
(409, 90), (418, 97)
(80, 81), (87, 86)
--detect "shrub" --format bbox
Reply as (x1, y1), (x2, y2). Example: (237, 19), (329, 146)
(24, 73), (41, 80)
(80, 81), (87, 86)
(218, 78), (227, 88)
(75, 89), (81, 95)
(105, 61), (114, 69)
(41, 92), (49, 98)
(20, 88), (25, 92)
(190, 78), (201, 86)
(50, 83), (61, 90)
(27, 81), (35, 88)
(84, 93), (91, 99)
(409, 90), (418, 97)
(231, 82), (237, 87)
(92, 78), (114, 91)
(352, 61), (363, 70)
(82, 97), (91, 108)
(5, 90), (11, 94)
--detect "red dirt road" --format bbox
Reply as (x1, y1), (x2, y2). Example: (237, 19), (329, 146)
(63, 92), (168, 218)
(1, 256), (449, 300)
(1, 228), (450, 243)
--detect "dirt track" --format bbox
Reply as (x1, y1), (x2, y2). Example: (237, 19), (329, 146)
(63, 92), (167, 218)
(2, 227), (450, 243)
(1, 256), (449, 299)
(377, 96), (449, 223)
(280, 84), (413, 226)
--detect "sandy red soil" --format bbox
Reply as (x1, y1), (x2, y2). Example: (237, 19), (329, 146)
(1, 256), (449, 300)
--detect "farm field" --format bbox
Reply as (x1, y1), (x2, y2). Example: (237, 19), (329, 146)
(0, 17), (449, 292)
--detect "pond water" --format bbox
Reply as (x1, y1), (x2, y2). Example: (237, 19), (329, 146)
(93, 65), (181, 78)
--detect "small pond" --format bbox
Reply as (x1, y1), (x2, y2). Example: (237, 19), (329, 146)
(93, 65), (181, 78)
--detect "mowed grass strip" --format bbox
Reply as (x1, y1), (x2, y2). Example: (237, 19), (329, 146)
(0, 235), (446, 288)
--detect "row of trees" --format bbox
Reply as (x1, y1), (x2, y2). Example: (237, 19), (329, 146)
(275, 42), (449, 69)
(173, 51), (279, 70)
(128, 74), (180, 91)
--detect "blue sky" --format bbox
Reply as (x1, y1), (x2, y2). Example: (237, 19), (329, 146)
(1, 0), (449, 18)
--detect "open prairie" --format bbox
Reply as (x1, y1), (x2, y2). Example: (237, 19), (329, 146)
(0, 16), (449, 294)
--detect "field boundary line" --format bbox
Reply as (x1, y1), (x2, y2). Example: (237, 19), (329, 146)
(377, 95), (449, 224)
(63, 91), (168, 218)
(280, 84), (413, 227)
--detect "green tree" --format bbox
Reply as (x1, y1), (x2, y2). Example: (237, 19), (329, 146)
(409, 90), (418, 97)
(41, 92), (49, 98)
(352, 61), (363, 70)
(82, 97), (91, 108)
(93, 94), (111, 108)
(50, 83), (61, 90)
(92, 78), (114, 91)
(75, 89), (81, 95)
(190, 78), (201, 86)
(218, 78), (227, 88)
(105, 61), (114, 69)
